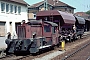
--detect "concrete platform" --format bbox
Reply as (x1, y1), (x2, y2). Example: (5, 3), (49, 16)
(32, 51), (65, 60)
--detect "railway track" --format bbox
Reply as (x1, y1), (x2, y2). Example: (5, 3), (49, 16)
(87, 56), (90, 60)
(0, 54), (36, 60)
(0, 49), (55, 60)
(62, 40), (90, 60)
(0, 54), (24, 60)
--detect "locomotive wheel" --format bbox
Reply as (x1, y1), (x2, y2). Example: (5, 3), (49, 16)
(68, 36), (72, 42)
(69, 39), (72, 42)
(80, 34), (82, 39)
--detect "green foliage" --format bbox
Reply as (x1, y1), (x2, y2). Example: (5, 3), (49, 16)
(86, 10), (90, 15)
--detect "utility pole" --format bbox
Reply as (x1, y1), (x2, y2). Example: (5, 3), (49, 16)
(44, 0), (48, 10)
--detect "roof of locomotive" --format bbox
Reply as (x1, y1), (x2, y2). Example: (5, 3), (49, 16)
(44, 21), (58, 26)
(29, 20), (42, 24)
(28, 20), (58, 26)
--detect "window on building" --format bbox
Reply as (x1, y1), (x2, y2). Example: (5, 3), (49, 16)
(33, 13), (36, 18)
(6, 3), (9, 12)
(69, 10), (71, 13)
(65, 8), (67, 11)
(10, 4), (13, 13)
(14, 5), (17, 13)
(18, 6), (21, 14)
(34, 14), (36, 18)
(1, 2), (5, 12)
(44, 25), (51, 32)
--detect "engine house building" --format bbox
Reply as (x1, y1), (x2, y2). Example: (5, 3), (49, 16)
(0, 0), (28, 37)
(28, 0), (75, 19)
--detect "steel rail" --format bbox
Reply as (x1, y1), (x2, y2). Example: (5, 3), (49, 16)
(87, 56), (90, 60)
(0, 54), (25, 60)
(0, 54), (15, 59)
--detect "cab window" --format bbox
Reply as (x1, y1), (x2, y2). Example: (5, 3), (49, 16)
(44, 25), (51, 32)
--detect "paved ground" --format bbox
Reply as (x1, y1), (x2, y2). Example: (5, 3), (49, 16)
(32, 51), (65, 60)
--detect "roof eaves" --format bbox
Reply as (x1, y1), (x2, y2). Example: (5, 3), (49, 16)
(29, 1), (44, 8)
(47, 3), (53, 6)
(58, 1), (75, 9)
(1, 0), (28, 6)
(35, 1), (54, 7)
(36, 1), (44, 7)
(53, 6), (67, 7)
(67, 5), (76, 9)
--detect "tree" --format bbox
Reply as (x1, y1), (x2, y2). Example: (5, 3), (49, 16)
(86, 10), (90, 15)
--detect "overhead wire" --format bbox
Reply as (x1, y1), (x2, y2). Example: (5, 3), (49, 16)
(71, 0), (90, 11)
(73, 0), (90, 11)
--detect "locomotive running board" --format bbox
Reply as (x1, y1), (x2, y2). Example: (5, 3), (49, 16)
(38, 45), (51, 49)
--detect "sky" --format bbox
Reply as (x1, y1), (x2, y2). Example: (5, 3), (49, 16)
(24, 0), (90, 13)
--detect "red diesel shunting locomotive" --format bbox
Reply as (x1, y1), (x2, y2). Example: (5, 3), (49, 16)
(5, 20), (60, 54)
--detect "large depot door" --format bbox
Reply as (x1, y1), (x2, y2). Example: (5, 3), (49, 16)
(0, 22), (5, 36)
